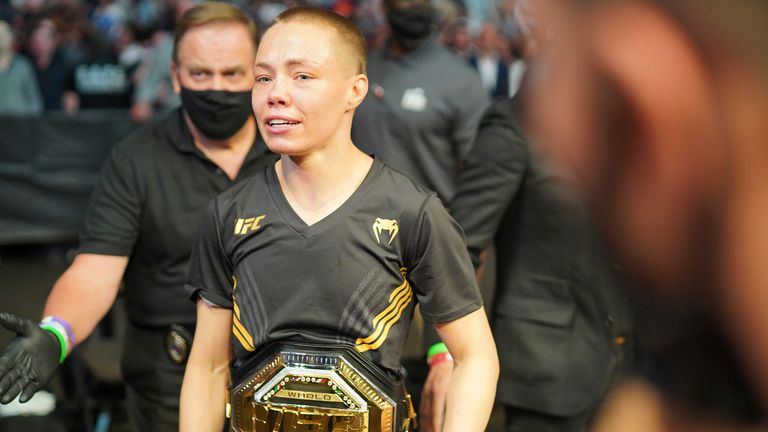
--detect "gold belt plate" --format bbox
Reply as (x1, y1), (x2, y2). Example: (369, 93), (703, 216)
(230, 351), (397, 432)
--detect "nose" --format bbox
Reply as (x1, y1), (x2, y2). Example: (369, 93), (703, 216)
(211, 74), (226, 91)
(267, 76), (290, 107)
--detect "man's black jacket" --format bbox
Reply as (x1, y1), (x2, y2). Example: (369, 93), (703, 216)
(449, 97), (633, 417)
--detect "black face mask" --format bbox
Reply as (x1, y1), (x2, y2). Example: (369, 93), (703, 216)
(180, 87), (253, 140)
(387, 5), (433, 51)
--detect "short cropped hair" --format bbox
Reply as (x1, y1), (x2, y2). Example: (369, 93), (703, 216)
(273, 6), (367, 75)
(173, 2), (259, 63)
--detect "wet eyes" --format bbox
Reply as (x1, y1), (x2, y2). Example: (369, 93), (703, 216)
(254, 74), (312, 83)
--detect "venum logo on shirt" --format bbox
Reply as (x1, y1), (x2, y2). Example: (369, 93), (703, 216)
(234, 215), (266, 235)
(372, 218), (399, 245)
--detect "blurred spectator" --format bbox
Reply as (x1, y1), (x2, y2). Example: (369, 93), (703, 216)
(329, 0), (354, 17)
(0, 0), (12, 23)
(352, 0), (488, 203)
(469, 21), (509, 98)
(51, 0), (89, 66)
(62, 29), (133, 113)
(439, 16), (471, 58)
(133, 0), (163, 29)
(26, 17), (70, 110)
(128, 0), (196, 123)
(0, 18), (42, 114)
(507, 41), (525, 97)
(353, 0), (388, 50)
(463, 0), (494, 34)
(432, 0), (464, 26)
(91, 0), (127, 43)
(116, 22), (146, 70)
(130, 28), (174, 122)
(496, 0), (519, 39)
(506, 1), (534, 98)
(254, 0), (289, 28)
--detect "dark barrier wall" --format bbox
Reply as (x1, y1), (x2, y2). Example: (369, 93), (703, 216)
(0, 111), (139, 245)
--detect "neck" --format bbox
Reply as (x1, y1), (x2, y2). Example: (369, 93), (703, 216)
(388, 36), (427, 56)
(35, 50), (53, 68)
(276, 135), (373, 225)
(184, 113), (256, 180)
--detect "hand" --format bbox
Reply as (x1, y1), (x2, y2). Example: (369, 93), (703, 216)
(130, 101), (153, 123)
(0, 313), (61, 404)
(419, 359), (454, 432)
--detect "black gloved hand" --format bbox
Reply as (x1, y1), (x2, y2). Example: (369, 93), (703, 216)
(0, 312), (61, 404)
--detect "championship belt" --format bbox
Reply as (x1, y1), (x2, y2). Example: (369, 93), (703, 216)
(229, 343), (417, 432)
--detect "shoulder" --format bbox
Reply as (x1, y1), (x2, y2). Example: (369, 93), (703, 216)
(431, 45), (478, 76)
(372, 161), (440, 213)
(481, 97), (519, 128)
(109, 109), (181, 160)
(12, 54), (34, 72)
(212, 166), (271, 218)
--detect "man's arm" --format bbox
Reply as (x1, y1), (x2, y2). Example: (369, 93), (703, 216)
(433, 308), (499, 432)
(449, 70), (490, 163)
(180, 298), (232, 431)
(0, 253), (127, 403)
(449, 98), (527, 267)
(43, 254), (128, 344)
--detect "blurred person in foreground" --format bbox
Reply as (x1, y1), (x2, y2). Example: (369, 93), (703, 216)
(0, 3), (276, 430)
(0, 19), (42, 115)
(180, 6), (498, 431)
(419, 7), (632, 431)
(525, 0), (768, 430)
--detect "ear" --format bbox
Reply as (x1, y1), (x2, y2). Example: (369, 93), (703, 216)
(171, 62), (181, 94)
(347, 74), (369, 110)
(585, 1), (725, 284)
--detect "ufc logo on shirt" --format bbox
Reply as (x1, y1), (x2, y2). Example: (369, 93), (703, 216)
(234, 215), (266, 235)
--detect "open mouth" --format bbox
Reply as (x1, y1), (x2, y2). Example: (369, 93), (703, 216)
(267, 119), (300, 127)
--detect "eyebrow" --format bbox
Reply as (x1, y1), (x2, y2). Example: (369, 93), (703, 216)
(188, 64), (246, 73)
(255, 58), (322, 71)
(222, 65), (246, 74)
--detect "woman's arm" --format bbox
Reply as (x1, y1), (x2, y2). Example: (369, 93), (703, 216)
(434, 308), (499, 432)
(180, 299), (233, 431)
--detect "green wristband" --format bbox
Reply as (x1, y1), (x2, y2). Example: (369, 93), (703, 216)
(426, 342), (449, 361)
(39, 324), (67, 364)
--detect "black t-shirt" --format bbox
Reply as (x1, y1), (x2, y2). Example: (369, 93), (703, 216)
(186, 159), (482, 375)
(79, 108), (277, 326)
(65, 60), (133, 109)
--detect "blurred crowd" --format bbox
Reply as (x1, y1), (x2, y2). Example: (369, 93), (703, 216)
(0, 0), (526, 119)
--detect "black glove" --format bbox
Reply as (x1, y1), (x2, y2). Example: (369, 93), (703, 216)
(0, 312), (61, 404)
